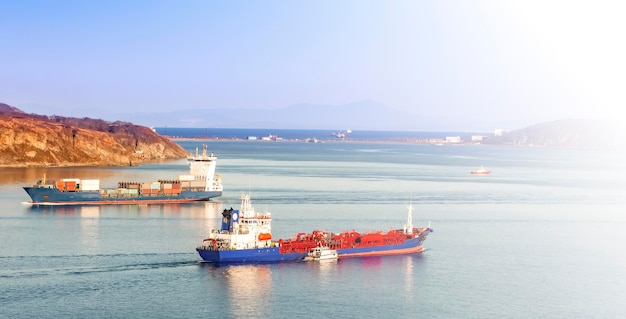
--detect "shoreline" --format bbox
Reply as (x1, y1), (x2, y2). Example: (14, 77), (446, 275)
(164, 136), (478, 146)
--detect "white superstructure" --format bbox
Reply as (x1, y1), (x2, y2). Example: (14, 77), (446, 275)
(202, 193), (274, 251)
(186, 145), (223, 192)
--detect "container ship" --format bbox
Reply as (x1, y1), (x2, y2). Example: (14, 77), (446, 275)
(196, 194), (432, 263)
(23, 147), (223, 205)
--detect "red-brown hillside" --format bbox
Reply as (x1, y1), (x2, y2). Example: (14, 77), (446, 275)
(0, 103), (189, 167)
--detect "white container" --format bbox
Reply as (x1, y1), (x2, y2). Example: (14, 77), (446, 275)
(178, 174), (195, 181)
(81, 179), (101, 191)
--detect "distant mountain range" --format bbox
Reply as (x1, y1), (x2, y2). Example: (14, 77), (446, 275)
(5, 100), (623, 148)
(15, 100), (524, 131)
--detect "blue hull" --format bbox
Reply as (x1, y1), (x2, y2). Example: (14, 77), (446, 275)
(336, 237), (425, 258)
(197, 232), (431, 263)
(197, 247), (307, 263)
(23, 187), (221, 205)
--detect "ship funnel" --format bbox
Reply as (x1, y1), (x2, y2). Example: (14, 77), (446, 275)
(221, 208), (236, 231)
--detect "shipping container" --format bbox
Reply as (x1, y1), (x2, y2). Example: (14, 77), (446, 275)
(190, 180), (207, 188)
(65, 181), (76, 191)
(81, 179), (100, 191)
(178, 174), (195, 181)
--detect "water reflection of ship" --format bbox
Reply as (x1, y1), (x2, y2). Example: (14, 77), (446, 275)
(195, 201), (223, 232)
(80, 206), (100, 254)
(202, 264), (273, 318)
(139, 201), (223, 218)
(26, 201), (223, 219)
(27, 204), (83, 215)
(403, 255), (414, 296)
(303, 253), (338, 286)
(362, 255), (421, 300)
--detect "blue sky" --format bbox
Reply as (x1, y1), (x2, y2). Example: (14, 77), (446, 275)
(1, 0), (624, 130)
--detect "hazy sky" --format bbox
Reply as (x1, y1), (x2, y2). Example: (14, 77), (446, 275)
(1, 0), (624, 130)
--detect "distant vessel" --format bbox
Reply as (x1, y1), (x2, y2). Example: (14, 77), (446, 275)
(261, 133), (281, 141)
(303, 246), (338, 261)
(471, 166), (491, 175)
(331, 129), (352, 139)
(23, 146), (222, 205)
(196, 194), (432, 263)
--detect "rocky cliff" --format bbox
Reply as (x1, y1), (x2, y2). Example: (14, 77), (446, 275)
(0, 103), (189, 167)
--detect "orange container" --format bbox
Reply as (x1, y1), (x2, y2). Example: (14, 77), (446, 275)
(65, 181), (76, 191)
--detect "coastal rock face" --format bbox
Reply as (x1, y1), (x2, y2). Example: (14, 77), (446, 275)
(0, 103), (189, 167)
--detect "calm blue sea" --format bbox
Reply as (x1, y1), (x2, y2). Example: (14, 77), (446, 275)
(1, 135), (625, 318)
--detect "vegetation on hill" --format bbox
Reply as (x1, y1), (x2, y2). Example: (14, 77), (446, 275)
(0, 103), (189, 167)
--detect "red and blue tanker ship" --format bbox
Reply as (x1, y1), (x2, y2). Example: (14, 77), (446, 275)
(196, 194), (433, 263)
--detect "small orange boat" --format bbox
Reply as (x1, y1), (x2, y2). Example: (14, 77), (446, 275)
(471, 166), (491, 175)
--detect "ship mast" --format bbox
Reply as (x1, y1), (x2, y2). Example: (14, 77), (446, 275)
(404, 199), (414, 234)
